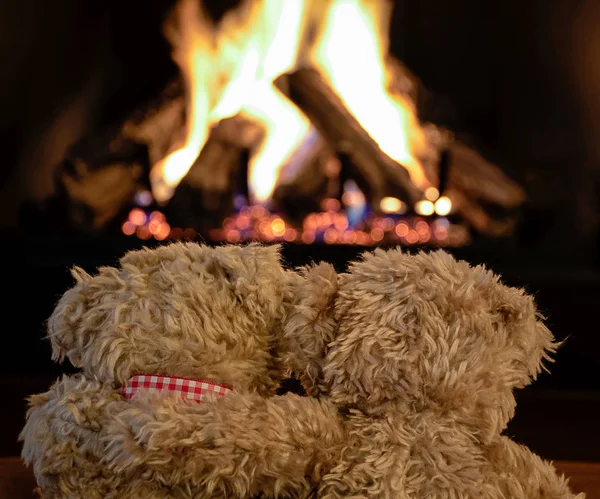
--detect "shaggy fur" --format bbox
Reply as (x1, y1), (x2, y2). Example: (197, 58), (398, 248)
(46, 242), (294, 393)
(21, 242), (301, 497)
(21, 244), (582, 498)
(281, 248), (581, 497)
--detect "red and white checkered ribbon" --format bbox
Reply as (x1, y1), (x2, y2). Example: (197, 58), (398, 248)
(122, 374), (233, 403)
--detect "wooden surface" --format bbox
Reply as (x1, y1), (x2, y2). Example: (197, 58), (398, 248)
(555, 461), (600, 498)
(1, 458), (598, 498)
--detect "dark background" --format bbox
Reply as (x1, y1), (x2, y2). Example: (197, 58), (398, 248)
(1, 0), (599, 460)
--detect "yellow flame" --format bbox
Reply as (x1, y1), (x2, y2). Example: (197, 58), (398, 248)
(150, 0), (216, 203)
(310, 0), (427, 188)
(218, 0), (311, 203)
(242, 86), (310, 202)
(151, 0), (311, 204)
(151, 0), (429, 205)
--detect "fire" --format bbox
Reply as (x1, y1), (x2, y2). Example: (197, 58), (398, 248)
(150, 0), (429, 205)
(310, 0), (427, 188)
(212, 0), (312, 203)
(151, 0), (216, 203)
(150, 0), (311, 204)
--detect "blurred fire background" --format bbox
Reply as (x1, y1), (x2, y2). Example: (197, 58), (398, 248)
(1, 0), (599, 460)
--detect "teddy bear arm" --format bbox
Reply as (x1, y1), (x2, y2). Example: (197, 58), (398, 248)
(484, 436), (584, 498)
(104, 392), (345, 498)
(20, 374), (125, 498)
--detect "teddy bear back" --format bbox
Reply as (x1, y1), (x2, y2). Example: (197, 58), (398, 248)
(284, 248), (556, 441)
(329, 249), (556, 436)
(47, 242), (292, 394)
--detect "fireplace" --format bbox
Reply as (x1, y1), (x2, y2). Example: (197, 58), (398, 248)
(24, 0), (527, 249)
(2, 0), (600, 466)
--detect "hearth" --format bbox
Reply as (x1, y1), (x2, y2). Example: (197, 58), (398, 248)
(30, 0), (525, 249)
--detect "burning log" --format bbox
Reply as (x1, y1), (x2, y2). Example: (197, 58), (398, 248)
(46, 78), (186, 232)
(54, 131), (148, 231)
(285, 66), (525, 237)
(386, 59), (526, 237)
(445, 141), (525, 209)
(165, 114), (262, 231)
(422, 128), (525, 237)
(444, 153), (523, 237)
(285, 68), (423, 210)
(429, 142), (525, 237)
(122, 78), (186, 166)
(445, 188), (518, 237)
(270, 130), (340, 222)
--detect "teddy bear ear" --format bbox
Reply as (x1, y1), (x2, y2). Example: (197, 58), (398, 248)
(488, 284), (557, 389)
(419, 253), (558, 437)
(281, 261), (340, 395)
(469, 282), (558, 439)
(47, 266), (95, 367)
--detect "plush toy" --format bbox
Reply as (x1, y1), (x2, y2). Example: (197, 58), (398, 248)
(22, 243), (581, 498)
(20, 242), (308, 497)
(99, 248), (582, 498)
(280, 248), (583, 497)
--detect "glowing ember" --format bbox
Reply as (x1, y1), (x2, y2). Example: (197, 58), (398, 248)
(121, 221), (136, 236)
(129, 208), (147, 226)
(434, 196), (453, 216)
(123, 203), (468, 247)
(415, 200), (435, 216)
(424, 187), (440, 202)
(380, 196), (406, 214)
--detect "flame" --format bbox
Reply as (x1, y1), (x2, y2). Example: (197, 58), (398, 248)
(151, 0), (429, 205)
(310, 0), (428, 188)
(242, 85), (310, 202)
(151, 0), (311, 204)
(151, 0), (216, 203)
(213, 0), (311, 203)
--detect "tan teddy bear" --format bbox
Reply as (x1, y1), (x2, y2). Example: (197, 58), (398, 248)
(100, 248), (583, 498)
(20, 241), (317, 498)
(282, 248), (583, 497)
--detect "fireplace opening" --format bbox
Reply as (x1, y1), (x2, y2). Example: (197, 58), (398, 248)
(17, 0), (527, 249)
(3, 0), (600, 468)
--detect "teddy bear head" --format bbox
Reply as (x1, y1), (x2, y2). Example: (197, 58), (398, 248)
(283, 248), (556, 441)
(48, 242), (294, 395)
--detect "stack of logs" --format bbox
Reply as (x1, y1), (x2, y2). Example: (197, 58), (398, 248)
(49, 56), (525, 239)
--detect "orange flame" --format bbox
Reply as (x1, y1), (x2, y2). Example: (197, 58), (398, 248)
(213, 0), (311, 203)
(310, 0), (427, 188)
(151, 0), (428, 205)
(151, 0), (216, 203)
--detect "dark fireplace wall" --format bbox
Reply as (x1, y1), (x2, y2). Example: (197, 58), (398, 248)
(391, 0), (600, 262)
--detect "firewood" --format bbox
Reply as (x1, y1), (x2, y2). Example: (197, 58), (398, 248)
(271, 130), (340, 222)
(165, 114), (262, 231)
(56, 134), (148, 230)
(446, 187), (518, 237)
(121, 78), (186, 166)
(49, 78), (186, 232)
(386, 57), (526, 236)
(285, 68), (423, 210)
(445, 141), (525, 209)
(421, 137), (525, 237)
